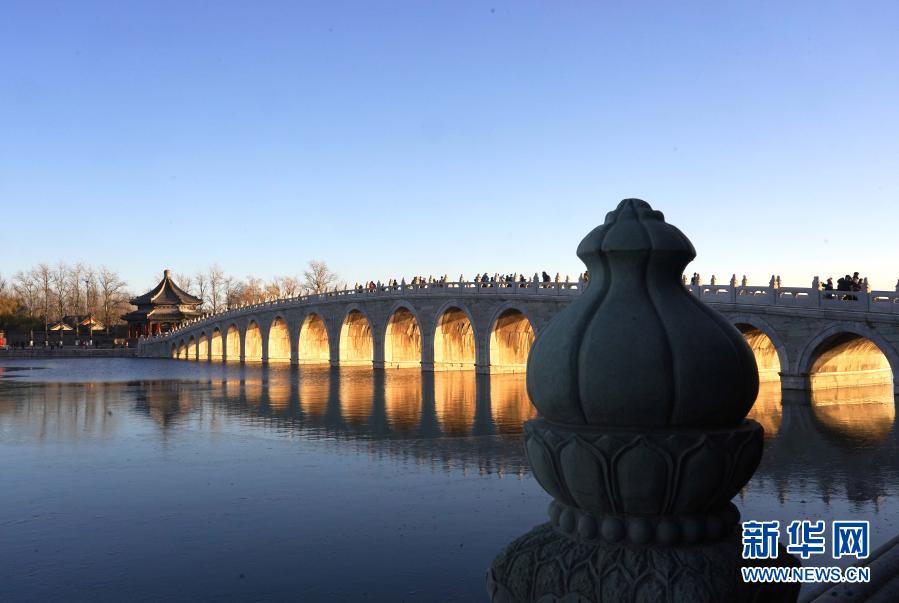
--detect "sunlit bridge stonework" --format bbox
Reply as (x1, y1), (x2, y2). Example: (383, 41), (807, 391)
(142, 279), (899, 398)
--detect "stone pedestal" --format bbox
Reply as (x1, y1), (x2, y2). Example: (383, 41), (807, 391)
(488, 524), (799, 603)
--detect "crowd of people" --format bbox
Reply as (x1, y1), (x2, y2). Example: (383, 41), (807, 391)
(821, 271), (869, 299)
(355, 271), (591, 293)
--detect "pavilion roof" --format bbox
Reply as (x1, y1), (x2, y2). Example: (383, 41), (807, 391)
(130, 269), (202, 307)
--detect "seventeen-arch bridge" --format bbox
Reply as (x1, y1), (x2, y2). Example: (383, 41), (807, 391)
(138, 280), (899, 397)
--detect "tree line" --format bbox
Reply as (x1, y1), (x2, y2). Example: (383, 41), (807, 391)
(0, 260), (338, 333)
(171, 260), (339, 313)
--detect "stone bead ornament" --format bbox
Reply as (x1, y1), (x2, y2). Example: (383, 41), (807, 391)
(489, 199), (798, 602)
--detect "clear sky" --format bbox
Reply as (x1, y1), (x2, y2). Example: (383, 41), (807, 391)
(2, 1), (898, 293)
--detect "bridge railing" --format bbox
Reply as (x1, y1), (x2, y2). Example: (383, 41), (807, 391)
(690, 285), (899, 313)
(145, 281), (899, 344)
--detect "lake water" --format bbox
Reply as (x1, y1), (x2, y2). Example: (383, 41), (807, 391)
(1, 359), (897, 601)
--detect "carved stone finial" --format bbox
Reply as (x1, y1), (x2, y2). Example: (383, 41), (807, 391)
(490, 199), (797, 602)
(527, 199), (757, 428)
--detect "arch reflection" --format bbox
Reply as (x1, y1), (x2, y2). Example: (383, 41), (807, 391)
(746, 380), (783, 439)
(811, 384), (895, 445)
(490, 373), (537, 433)
(434, 371), (476, 434)
(298, 365), (331, 419)
(384, 369), (422, 432)
(338, 366), (374, 425)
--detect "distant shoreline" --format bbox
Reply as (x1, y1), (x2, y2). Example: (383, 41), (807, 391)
(0, 349), (137, 359)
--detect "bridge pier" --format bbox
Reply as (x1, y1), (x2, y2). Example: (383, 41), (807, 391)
(779, 372), (811, 405)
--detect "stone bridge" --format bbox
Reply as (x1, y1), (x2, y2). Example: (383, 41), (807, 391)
(138, 280), (899, 396)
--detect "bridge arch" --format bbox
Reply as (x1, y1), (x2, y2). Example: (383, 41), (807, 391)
(187, 336), (196, 360)
(298, 312), (330, 364)
(340, 307), (373, 366)
(488, 305), (535, 373)
(729, 314), (788, 382)
(177, 339), (186, 360)
(171, 343), (178, 359)
(433, 302), (478, 370)
(797, 323), (898, 397)
(244, 319), (263, 362)
(198, 332), (209, 361)
(267, 316), (291, 363)
(210, 327), (223, 361)
(384, 304), (422, 368)
(225, 324), (241, 361)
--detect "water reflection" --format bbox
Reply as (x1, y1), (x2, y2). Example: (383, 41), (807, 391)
(2, 360), (898, 508)
(811, 383), (895, 445)
(3, 359), (899, 601)
(384, 369), (421, 432)
(747, 380), (783, 438)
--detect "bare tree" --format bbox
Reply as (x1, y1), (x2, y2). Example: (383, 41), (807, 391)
(280, 275), (301, 298)
(303, 260), (337, 295)
(12, 271), (38, 317)
(174, 272), (193, 294)
(265, 279), (282, 300)
(194, 271), (208, 311)
(97, 266), (127, 335)
(223, 276), (237, 310)
(33, 264), (53, 333)
(207, 264), (225, 313)
(50, 262), (68, 321)
(243, 276), (265, 304)
(67, 262), (85, 315)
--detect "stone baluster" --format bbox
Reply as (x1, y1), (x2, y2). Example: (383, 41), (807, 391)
(863, 277), (871, 293)
(895, 279), (899, 292)
(769, 275), (776, 288)
(775, 275), (782, 288)
(741, 274), (748, 287)
(487, 199), (798, 602)
(710, 274), (717, 286)
(812, 276), (820, 290)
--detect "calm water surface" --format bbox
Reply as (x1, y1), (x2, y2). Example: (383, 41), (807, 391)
(1, 359), (897, 601)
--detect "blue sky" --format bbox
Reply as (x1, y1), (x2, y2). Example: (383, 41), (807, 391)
(2, 1), (898, 292)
